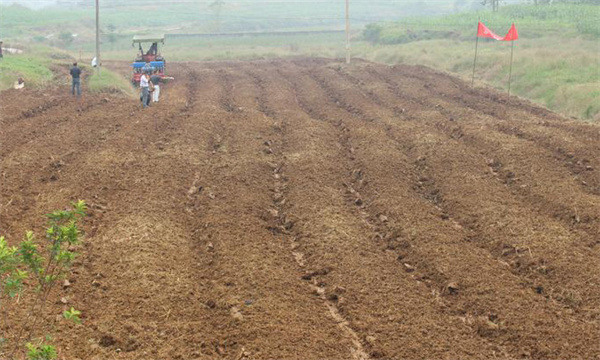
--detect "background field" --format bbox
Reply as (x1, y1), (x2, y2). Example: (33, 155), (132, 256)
(0, 1), (598, 120)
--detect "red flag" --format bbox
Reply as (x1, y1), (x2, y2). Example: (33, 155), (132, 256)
(503, 23), (519, 41)
(477, 22), (504, 40)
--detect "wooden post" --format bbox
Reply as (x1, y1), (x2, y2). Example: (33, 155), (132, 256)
(345, 0), (350, 65)
(96, 0), (100, 75)
(471, 20), (480, 87)
(508, 39), (515, 96)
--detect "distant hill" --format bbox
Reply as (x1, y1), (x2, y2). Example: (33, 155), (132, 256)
(1, 0), (529, 40)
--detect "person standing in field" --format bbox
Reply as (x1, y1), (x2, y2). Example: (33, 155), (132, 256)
(70, 62), (82, 97)
(150, 70), (162, 103)
(0, 41), (4, 60)
(140, 71), (151, 109)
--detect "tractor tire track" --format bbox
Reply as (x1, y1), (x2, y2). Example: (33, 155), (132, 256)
(240, 63), (367, 359)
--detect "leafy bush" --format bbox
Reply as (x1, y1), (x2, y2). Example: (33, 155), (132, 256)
(363, 23), (384, 44)
(0, 201), (86, 358)
(26, 343), (57, 360)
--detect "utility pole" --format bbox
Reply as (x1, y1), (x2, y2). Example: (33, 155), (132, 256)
(345, 0), (350, 64)
(210, 0), (225, 34)
(95, 0), (100, 75)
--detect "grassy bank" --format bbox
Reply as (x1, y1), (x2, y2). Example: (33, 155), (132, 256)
(0, 46), (135, 96)
(363, 3), (600, 44)
(359, 3), (600, 120)
(0, 47), (55, 89)
(87, 67), (135, 96)
(354, 36), (599, 120)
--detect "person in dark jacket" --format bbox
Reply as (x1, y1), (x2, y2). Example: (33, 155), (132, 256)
(70, 62), (82, 97)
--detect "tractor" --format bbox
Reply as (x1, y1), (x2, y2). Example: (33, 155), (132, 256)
(131, 35), (166, 86)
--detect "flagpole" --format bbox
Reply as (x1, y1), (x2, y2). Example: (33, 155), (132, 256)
(508, 39), (514, 96)
(471, 19), (480, 87)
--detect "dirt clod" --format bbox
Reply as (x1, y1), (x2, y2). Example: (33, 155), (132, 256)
(99, 335), (117, 348)
(446, 281), (460, 295)
(403, 263), (415, 272)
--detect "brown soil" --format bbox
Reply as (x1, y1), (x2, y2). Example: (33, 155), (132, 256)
(1, 59), (599, 360)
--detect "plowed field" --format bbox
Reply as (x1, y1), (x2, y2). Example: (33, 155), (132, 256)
(1, 59), (599, 360)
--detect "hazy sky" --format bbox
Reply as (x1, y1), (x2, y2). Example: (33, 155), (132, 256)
(3, 0), (525, 10)
(2, 0), (57, 9)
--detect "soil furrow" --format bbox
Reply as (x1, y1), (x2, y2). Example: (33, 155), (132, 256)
(242, 63), (373, 359)
(1, 65), (216, 359)
(178, 63), (355, 359)
(370, 65), (600, 195)
(269, 61), (514, 358)
(365, 66), (600, 237)
(298, 60), (600, 359)
(332, 63), (600, 239)
(3, 58), (598, 360)
(325, 64), (600, 315)
(0, 64), (192, 242)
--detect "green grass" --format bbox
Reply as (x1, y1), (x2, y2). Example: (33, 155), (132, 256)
(355, 3), (600, 120)
(0, 0), (467, 41)
(363, 3), (600, 44)
(84, 32), (345, 62)
(0, 45), (135, 95)
(0, 47), (55, 89)
(87, 67), (135, 96)
(353, 35), (600, 120)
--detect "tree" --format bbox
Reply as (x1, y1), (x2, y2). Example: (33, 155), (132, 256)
(58, 31), (74, 48)
(107, 33), (118, 50)
(481, 0), (500, 11)
(1, 201), (86, 358)
(106, 24), (118, 50)
(210, 0), (225, 33)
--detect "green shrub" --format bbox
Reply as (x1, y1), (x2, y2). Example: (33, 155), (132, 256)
(26, 343), (57, 360)
(0, 201), (86, 358)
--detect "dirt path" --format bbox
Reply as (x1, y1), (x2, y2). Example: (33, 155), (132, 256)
(1, 59), (598, 360)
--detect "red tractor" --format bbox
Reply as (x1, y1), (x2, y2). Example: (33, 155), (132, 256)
(131, 35), (166, 86)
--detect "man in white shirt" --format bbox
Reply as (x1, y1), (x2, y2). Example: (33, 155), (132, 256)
(140, 71), (150, 108)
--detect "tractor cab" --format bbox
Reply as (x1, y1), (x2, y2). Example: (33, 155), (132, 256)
(131, 35), (166, 86)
